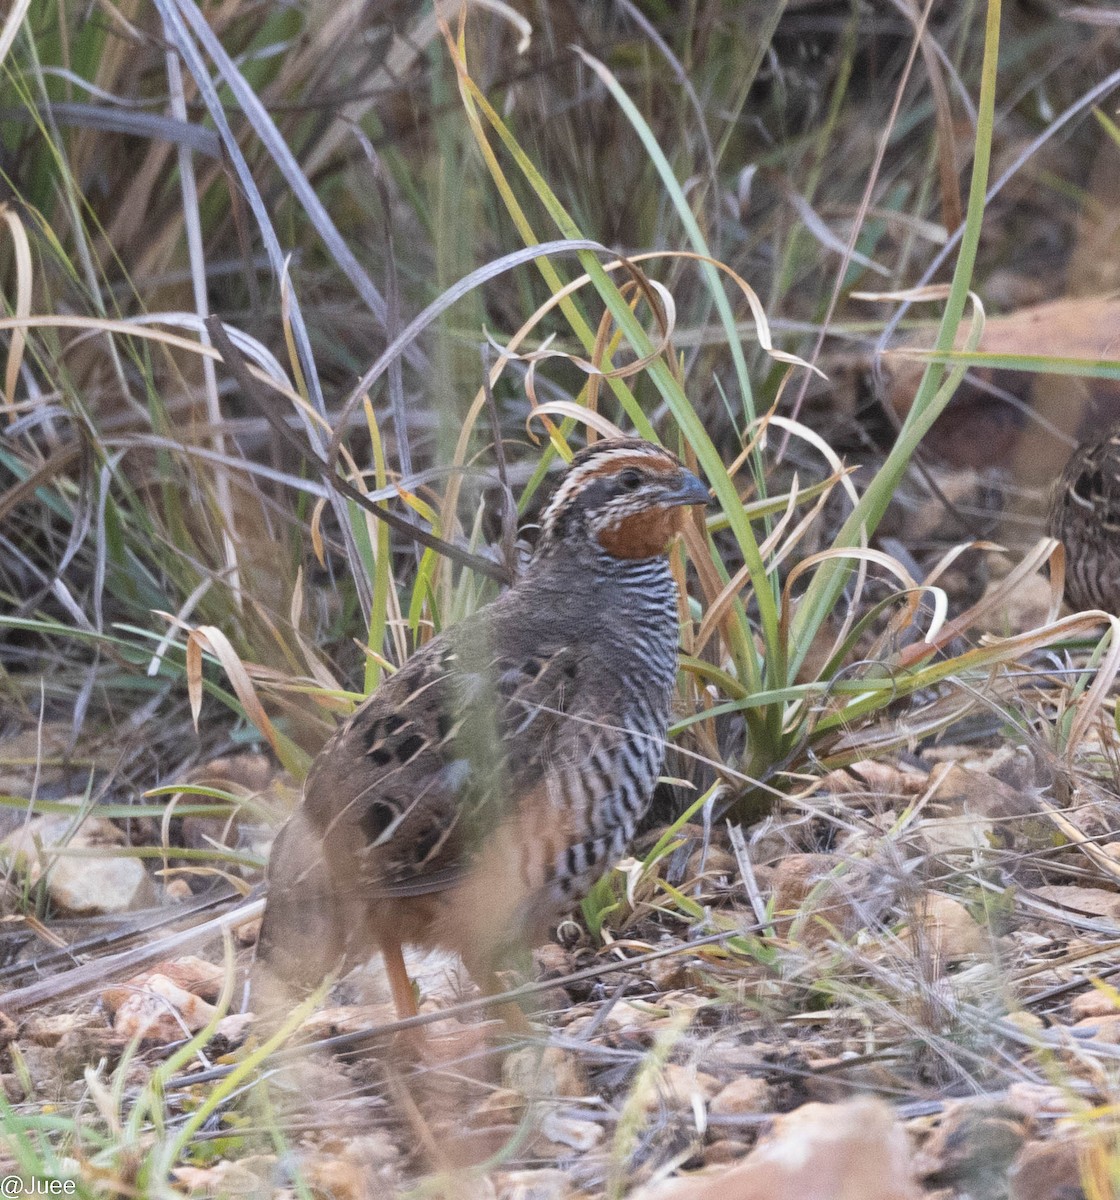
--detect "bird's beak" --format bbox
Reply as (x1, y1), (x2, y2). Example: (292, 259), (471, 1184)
(665, 470), (710, 507)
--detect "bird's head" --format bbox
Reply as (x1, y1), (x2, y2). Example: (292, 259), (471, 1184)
(537, 437), (710, 560)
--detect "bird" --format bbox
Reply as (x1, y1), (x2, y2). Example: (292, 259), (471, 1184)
(1047, 423), (1120, 614)
(252, 436), (710, 1027)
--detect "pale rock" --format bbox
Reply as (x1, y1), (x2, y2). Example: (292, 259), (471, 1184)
(660, 989), (713, 1012)
(294, 1003), (397, 1041)
(901, 893), (990, 960)
(49, 853), (154, 915)
(23, 1013), (90, 1047)
(504, 1046), (586, 1099)
(1, 814), (156, 914)
(1008, 1137), (1088, 1200)
(236, 915), (262, 947)
(927, 762), (1037, 822)
(710, 1076), (772, 1116)
(215, 1012), (253, 1043)
(107, 974), (218, 1042)
(914, 815), (994, 857)
(817, 761), (927, 798)
(174, 1156), (276, 1195)
(601, 1000), (654, 1032)
(495, 1168), (582, 1200)
(1071, 1013), (1120, 1044)
(975, 569), (1053, 637)
(701, 1139), (751, 1165)
(144, 955), (225, 1001)
(913, 1099), (1029, 1185)
(298, 1155), (376, 1200)
(647, 1063), (720, 1112)
(770, 853), (880, 944)
(1070, 987), (1120, 1020)
(533, 943), (571, 976)
(163, 878), (193, 902)
(537, 1111), (603, 1152)
(1005, 1083), (1079, 1121)
(1002, 1011), (1046, 1036)
(629, 1098), (920, 1200)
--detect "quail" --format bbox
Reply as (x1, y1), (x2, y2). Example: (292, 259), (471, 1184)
(1047, 424), (1120, 614)
(253, 437), (710, 1024)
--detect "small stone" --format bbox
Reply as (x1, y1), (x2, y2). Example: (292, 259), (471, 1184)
(1005, 1083), (1079, 1121)
(104, 973), (218, 1042)
(629, 1098), (920, 1200)
(913, 1100), (1029, 1186)
(536, 1112), (603, 1153)
(504, 1046), (586, 1099)
(51, 854), (154, 915)
(149, 956), (226, 1002)
(236, 916), (262, 947)
(214, 1013), (253, 1044)
(651, 1063), (720, 1111)
(1003, 1011), (1046, 1035)
(174, 1158), (276, 1196)
(495, 1167), (581, 1200)
(710, 1076), (772, 1116)
(164, 878), (193, 901)
(1008, 1137), (1088, 1200)
(702, 1139), (751, 1165)
(1, 815), (156, 915)
(770, 853), (885, 945)
(1071, 1013), (1120, 1044)
(533, 943), (571, 976)
(901, 894), (990, 961)
(601, 1000), (654, 1032)
(975, 570), (1053, 636)
(23, 1013), (94, 1047)
(915, 815), (994, 857)
(1070, 988), (1120, 1020)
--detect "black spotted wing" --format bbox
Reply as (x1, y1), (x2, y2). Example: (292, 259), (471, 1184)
(301, 628), (582, 898)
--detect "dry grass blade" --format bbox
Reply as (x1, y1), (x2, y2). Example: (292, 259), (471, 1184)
(205, 315), (511, 584)
(0, 0), (30, 69)
(186, 625), (282, 755)
(0, 203), (32, 418)
(0, 898), (264, 1015)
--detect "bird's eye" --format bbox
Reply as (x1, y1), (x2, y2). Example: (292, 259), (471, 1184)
(618, 469), (643, 491)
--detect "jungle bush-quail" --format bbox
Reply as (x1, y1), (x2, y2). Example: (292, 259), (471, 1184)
(1048, 425), (1120, 614)
(253, 437), (710, 1023)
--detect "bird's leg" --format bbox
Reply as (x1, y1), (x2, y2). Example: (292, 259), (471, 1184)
(380, 936), (419, 1021)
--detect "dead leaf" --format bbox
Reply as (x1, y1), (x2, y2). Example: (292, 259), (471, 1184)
(1033, 886), (1120, 919)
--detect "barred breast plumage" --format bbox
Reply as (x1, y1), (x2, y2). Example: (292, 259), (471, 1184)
(1048, 424), (1120, 614)
(253, 437), (709, 1027)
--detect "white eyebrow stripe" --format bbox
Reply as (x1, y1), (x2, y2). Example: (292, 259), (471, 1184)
(540, 445), (676, 526)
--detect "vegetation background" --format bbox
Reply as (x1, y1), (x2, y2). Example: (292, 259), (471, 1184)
(2, 1), (1120, 1197)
